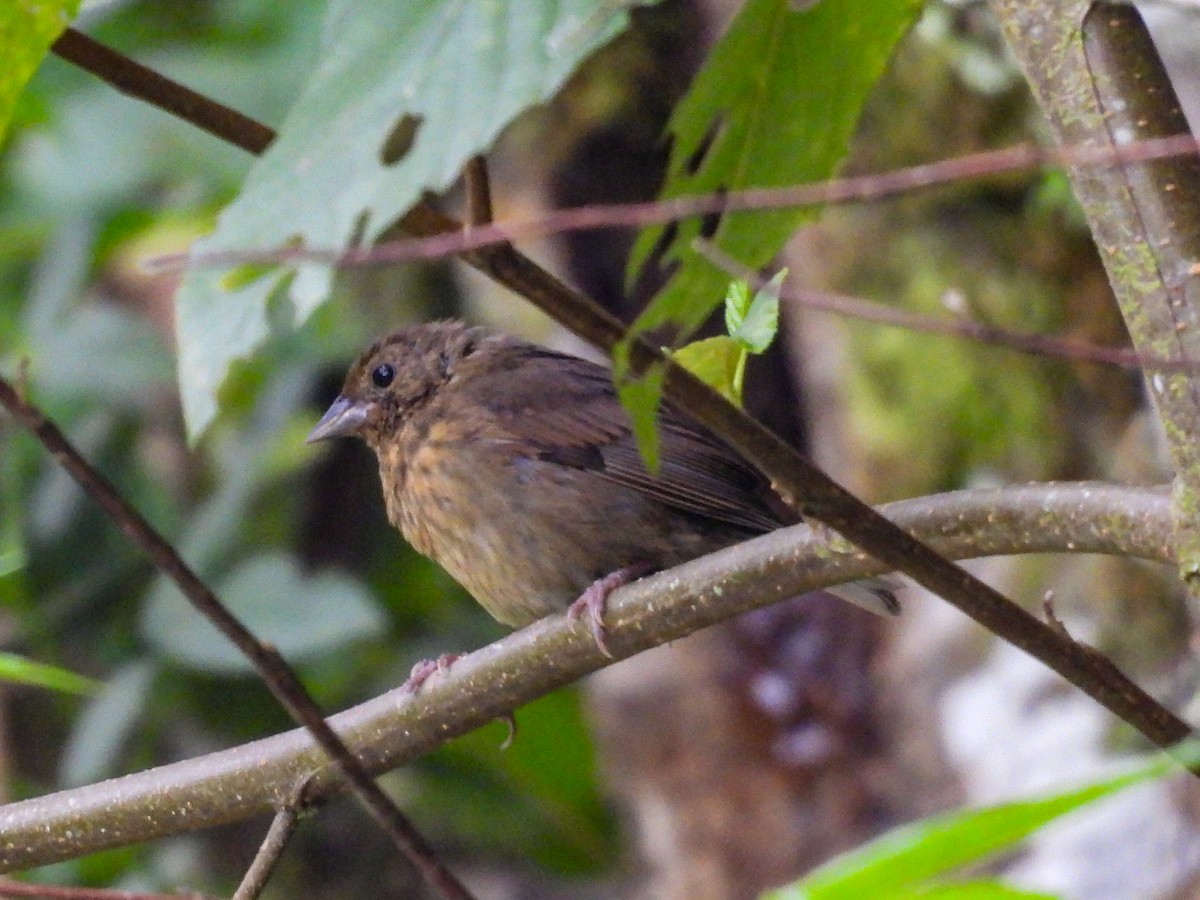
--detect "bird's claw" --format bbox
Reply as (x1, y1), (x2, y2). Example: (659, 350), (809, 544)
(401, 652), (462, 694)
(567, 563), (654, 659)
(567, 585), (614, 658)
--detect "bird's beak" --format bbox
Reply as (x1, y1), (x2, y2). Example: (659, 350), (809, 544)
(307, 395), (371, 443)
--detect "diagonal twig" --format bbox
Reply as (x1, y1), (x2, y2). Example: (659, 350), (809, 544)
(0, 377), (476, 900)
(692, 238), (1198, 373)
(231, 805), (303, 900)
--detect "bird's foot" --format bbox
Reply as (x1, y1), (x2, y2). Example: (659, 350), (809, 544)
(401, 652), (462, 694)
(567, 563), (654, 659)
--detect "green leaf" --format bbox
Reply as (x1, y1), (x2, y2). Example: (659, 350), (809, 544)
(672, 335), (744, 406)
(763, 752), (1181, 900)
(0, 547), (23, 579)
(0, 0), (80, 147)
(896, 882), (1057, 899)
(140, 552), (385, 674)
(0, 651), (99, 696)
(617, 0), (921, 439)
(615, 359), (666, 471)
(724, 279), (753, 335)
(176, 0), (657, 440)
(731, 269), (785, 354)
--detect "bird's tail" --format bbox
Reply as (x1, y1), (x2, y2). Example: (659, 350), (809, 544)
(827, 577), (901, 617)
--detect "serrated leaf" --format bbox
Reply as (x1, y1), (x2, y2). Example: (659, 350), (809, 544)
(0, 651), (99, 696)
(672, 335), (744, 407)
(176, 0), (656, 440)
(763, 750), (1184, 900)
(617, 0), (921, 441)
(140, 552), (384, 674)
(724, 279), (752, 335)
(730, 268), (785, 354)
(0, 1), (80, 147)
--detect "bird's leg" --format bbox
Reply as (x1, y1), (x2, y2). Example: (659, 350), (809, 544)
(401, 652), (462, 694)
(567, 562), (655, 659)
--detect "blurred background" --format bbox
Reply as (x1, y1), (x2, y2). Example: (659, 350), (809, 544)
(3, 0), (1200, 897)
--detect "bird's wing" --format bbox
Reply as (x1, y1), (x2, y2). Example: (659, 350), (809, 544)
(471, 346), (788, 534)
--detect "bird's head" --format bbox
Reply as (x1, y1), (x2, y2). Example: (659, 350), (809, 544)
(307, 321), (486, 447)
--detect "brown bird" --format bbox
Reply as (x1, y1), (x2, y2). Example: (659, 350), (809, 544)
(309, 321), (897, 682)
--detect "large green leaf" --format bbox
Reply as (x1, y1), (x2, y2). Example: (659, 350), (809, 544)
(176, 0), (657, 440)
(618, 0), (922, 449)
(763, 751), (1184, 899)
(0, 1), (79, 147)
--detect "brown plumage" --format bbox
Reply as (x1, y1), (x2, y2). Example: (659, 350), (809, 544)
(309, 321), (896, 668)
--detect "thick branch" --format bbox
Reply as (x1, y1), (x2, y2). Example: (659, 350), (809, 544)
(0, 482), (1178, 871)
(989, 1), (1200, 584)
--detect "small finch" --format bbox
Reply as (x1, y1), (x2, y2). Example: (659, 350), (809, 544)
(309, 321), (897, 683)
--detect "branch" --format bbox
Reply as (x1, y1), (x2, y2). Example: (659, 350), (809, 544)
(989, 1), (1200, 590)
(50, 29), (272, 154)
(0, 880), (214, 900)
(147, 133), (1200, 275)
(694, 239), (1193, 373)
(0, 482), (1177, 870)
(231, 805), (302, 900)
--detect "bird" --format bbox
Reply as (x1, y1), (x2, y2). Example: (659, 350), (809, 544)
(308, 321), (897, 685)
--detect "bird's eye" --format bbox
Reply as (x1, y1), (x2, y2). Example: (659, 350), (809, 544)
(371, 363), (395, 388)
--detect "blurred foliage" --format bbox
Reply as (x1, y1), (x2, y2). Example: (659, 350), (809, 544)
(1, 0), (614, 894)
(802, 9), (1130, 500)
(0, 650), (99, 696)
(0, 0), (80, 147)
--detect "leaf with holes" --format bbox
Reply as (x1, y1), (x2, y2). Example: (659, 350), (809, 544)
(176, 0), (658, 440)
(617, 0), (921, 456)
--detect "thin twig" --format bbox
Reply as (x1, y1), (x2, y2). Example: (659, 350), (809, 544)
(0, 379), (476, 900)
(231, 805), (302, 900)
(146, 133), (1200, 274)
(693, 238), (1198, 373)
(50, 30), (273, 155)
(463, 155), (493, 226)
(49, 27), (1191, 381)
(0, 878), (214, 899)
